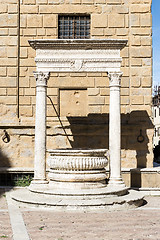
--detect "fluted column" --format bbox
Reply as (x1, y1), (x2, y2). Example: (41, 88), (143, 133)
(31, 71), (50, 185)
(108, 72), (125, 188)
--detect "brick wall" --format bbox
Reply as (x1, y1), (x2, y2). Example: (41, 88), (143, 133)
(0, 0), (153, 169)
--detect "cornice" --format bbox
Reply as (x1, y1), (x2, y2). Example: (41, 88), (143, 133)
(29, 39), (128, 50)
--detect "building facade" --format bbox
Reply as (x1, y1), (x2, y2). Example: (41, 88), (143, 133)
(0, 0), (153, 187)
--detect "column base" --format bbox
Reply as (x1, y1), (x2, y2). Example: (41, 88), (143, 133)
(107, 177), (127, 192)
(29, 179), (48, 189)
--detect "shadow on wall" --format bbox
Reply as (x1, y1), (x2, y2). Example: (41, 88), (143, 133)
(65, 110), (153, 169)
(0, 146), (12, 197)
(0, 147), (11, 168)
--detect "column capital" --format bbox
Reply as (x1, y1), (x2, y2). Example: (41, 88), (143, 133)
(108, 72), (123, 87)
(33, 71), (50, 87)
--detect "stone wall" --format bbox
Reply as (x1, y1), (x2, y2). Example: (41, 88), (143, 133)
(0, 0), (153, 170)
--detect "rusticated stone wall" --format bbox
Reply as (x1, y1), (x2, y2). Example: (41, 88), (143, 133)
(0, 0), (153, 171)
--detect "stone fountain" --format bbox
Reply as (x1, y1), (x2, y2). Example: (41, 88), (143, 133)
(12, 39), (144, 210)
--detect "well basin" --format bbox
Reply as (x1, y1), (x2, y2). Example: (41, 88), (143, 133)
(47, 149), (108, 190)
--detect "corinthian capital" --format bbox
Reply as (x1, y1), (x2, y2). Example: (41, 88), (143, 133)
(33, 71), (50, 87)
(108, 72), (123, 87)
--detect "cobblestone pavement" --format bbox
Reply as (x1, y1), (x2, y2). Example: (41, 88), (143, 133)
(2, 188), (160, 240)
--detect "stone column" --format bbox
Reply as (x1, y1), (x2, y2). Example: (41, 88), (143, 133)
(31, 71), (50, 185)
(108, 72), (125, 189)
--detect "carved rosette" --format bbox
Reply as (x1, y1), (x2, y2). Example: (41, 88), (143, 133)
(108, 72), (123, 88)
(33, 71), (50, 87)
(47, 149), (108, 171)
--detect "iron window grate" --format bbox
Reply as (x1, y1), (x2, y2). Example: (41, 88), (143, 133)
(58, 15), (90, 39)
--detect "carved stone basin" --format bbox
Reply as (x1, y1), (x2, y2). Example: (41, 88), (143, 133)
(47, 149), (108, 190)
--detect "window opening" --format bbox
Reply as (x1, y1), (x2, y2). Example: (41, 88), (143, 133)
(58, 15), (90, 39)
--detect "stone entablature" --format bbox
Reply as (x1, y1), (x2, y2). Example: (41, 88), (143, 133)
(29, 39), (127, 73)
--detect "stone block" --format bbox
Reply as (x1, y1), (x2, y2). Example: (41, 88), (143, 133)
(140, 14), (151, 27)
(88, 105), (102, 114)
(49, 77), (94, 88)
(24, 88), (36, 96)
(37, 28), (46, 36)
(88, 96), (105, 105)
(131, 96), (144, 105)
(23, 28), (37, 36)
(9, 28), (18, 36)
(7, 47), (17, 58)
(121, 96), (129, 105)
(141, 36), (152, 46)
(141, 77), (151, 87)
(104, 96), (109, 104)
(0, 67), (7, 76)
(131, 77), (141, 87)
(131, 27), (151, 35)
(0, 4), (7, 13)
(19, 77), (30, 88)
(0, 14), (17, 27)
(113, 5), (129, 14)
(88, 88), (99, 96)
(20, 15), (27, 28)
(131, 4), (150, 13)
(104, 28), (116, 36)
(7, 88), (17, 96)
(0, 29), (8, 36)
(130, 47), (151, 58)
(144, 96), (151, 105)
(121, 88), (129, 96)
(43, 14), (57, 28)
(8, 4), (18, 13)
(27, 15), (43, 28)
(0, 77), (17, 87)
(46, 28), (57, 36)
(0, 88), (7, 95)
(60, 89), (87, 116)
(116, 28), (129, 36)
(95, 77), (109, 87)
(20, 47), (28, 58)
(92, 28), (104, 36)
(19, 96), (31, 105)
(92, 14), (107, 28)
(7, 67), (17, 77)
(130, 14), (140, 27)
(19, 106), (33, 116)
(121, 77), (129, 88)
(0, 47), (7, 58)
(21, 5), (38, 13)
(130, 36), (141, 46)
(47, 88), (58, 96)
(131, 58), (142, 66)
(108, 14), (124, 28)
(0, 95), (16, 104)
(100, 88), (109, 96)
(39, 5), (101, 14)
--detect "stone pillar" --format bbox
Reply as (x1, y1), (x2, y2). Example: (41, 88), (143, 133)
(108, 72), (125, 189)
(31, 71), (50, 185)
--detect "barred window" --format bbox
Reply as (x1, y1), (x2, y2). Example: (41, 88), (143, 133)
(58, 15), (90, 39)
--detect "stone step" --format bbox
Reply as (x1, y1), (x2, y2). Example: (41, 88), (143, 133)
(11, 188), (144, 211)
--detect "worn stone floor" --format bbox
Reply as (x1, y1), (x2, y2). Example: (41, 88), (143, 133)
(1, 187), (160, 240)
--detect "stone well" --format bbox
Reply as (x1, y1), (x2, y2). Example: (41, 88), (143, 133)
(11, 39), (144, 210)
